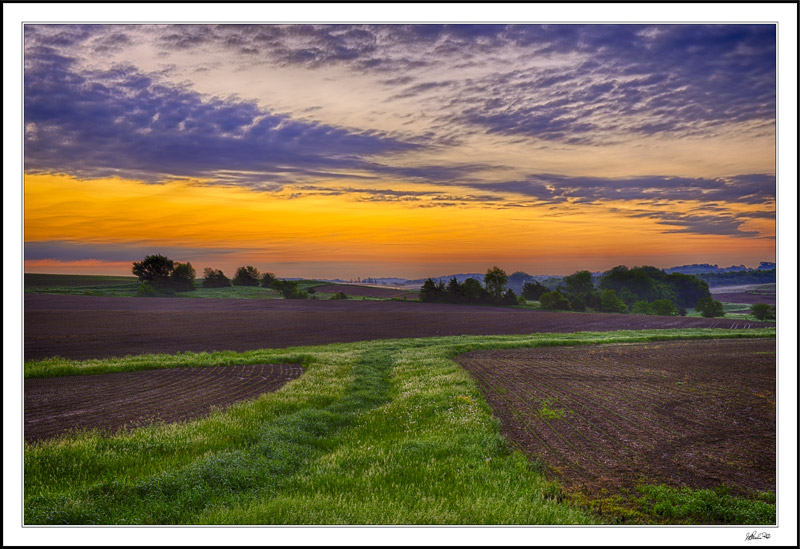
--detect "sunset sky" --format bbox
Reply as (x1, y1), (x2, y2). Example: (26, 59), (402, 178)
(22, 21), (779, 279)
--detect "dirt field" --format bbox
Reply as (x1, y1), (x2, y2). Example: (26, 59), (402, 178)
(313, 284), (418, 299)
(24, 364), (304, 443)
(455, 339), (776, 500)
(24, 294), (766, 361)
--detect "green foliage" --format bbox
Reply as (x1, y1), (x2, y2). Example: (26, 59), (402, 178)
(484, 266), (508, 301)
(330, 291), (348, 300)
(539, 290), (570, 310)
(696, 297), (725, 318)
(664, 272), (711, 308)
(462, 277), (486, 303)
(750, 303), (775, 321)
(202, 268), (232, 288)
(271, 279), (309, 299)
(522, 280), (547, 301)
(500, 288), (518, 306)
(633, 484), (775, 524)
(232, 266), (260, 287)
(419, 278), (441, 303)
(649, 299), (678, 316)
(135, 282), (157, 297)
(600, 289), (628, 313)
(564, 270), (595, 297)
(632, 300), (651, 315)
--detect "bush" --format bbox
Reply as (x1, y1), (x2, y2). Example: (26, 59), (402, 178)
(750, 303), (776, 321)
(260, 272), (277, 288)
(632, 300), (651, 315)
(696, 297), (725, 318)
(272, 279), (308, 299)
(540, 290), (570, 310)
(202, 268), (231, 288)
(500, 288), (518, 306)
(232, 266), (260, 286)
(568, 295), (586, 312)
(650, 299), (678, 316)
(330, 291), (348, 300)
(136, 282), (157, 297)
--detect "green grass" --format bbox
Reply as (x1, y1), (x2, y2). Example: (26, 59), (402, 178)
(24, 328), (774, 525)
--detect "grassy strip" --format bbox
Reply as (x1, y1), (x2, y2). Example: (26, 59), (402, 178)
(24, 329), (774, 524)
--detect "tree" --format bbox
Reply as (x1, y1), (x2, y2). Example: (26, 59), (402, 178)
(420, 278), (442, 302)
(445, 276), (464, 303)
(522, 280), (547, 301)
(564, 270), (595, 297)
(632, 300), (651, 315)
(132, 254), (174, 285)
(232, 266), (260, 286)
(462, 277), (485, 303)
(750, 303), (775, 321)
(501, 288), (519, 306)
(696, 297), (725, 318)
(600, 289), (628, 313)
(202, 268), (231, 288)
(260, 272), (277, 288)
(568, 295), (586, 312)
(170, 262), (196, 292)
(272, 279), (308, 299)
(132, 254), (194, 292)
(665, 273), (711, 308)
(484, 266), (508, 302)
(650, 298), (677, 316)
(540, 290), (570, 310)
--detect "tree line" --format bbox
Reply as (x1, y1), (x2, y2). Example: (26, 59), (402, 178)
(131, 255), (309, 299)
(419, 264), (735, 318)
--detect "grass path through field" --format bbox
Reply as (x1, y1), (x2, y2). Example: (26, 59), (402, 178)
(24, 328), (773, 524)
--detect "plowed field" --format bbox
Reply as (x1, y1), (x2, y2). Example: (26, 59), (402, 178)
(313, 284), (418, 299)
(24, 364), (304, 443)
(25, 295), (764, 361)
(455, 339), (775, 500)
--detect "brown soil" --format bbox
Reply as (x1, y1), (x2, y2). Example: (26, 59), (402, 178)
(313, 284), (418, 299)
(455, 339), (776, 500)
(24, 364), (304, 443)
(25, 294), (766, 361)
(711, 290), (776, 306)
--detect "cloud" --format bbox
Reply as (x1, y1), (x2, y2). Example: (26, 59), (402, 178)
(476, 173), (776, 206)
(24, 241), (245, 263)
(23, 46), (421, 186)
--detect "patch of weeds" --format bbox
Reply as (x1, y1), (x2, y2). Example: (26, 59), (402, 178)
(632, 484), (775, 524)
(536, 397), (570, 420)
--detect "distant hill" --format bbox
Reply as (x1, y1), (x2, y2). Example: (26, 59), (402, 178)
(332, 261), (776, 291)
(664, 262), (775, 274)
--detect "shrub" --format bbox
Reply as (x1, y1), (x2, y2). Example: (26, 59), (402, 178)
(232, 266), (260, 286)
(568, 295), (586, 312)
(750, 303), (776, 321)
(500, 288), (518, 306)
(136, 282), (157, 297)
(540, 290), (570, 310)
(696, 297), (725, 318)
(202, 268), (231, 288)
(260, 272), (277, 288)
(330, 291), (348, 300)
(650, 299), (678, 316)
(632, 300), (652, 315)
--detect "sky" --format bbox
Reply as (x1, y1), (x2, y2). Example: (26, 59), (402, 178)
(22, 22), (779, 279)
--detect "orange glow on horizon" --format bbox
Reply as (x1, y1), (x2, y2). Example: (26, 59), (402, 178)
(24, 173), (776, 278)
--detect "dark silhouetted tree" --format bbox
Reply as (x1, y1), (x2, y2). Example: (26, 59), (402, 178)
(696, 297), (725, 318)
(202, 268), (231, 288)
(232, 266), (260, 286)
(259, 272), (277, 288)
(484, 266), (508, 302)
(170, 262), (196, 292)
(522, 280), (547, 301)
(539, 290), (570, 310)
(132, 254), (174, 285)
